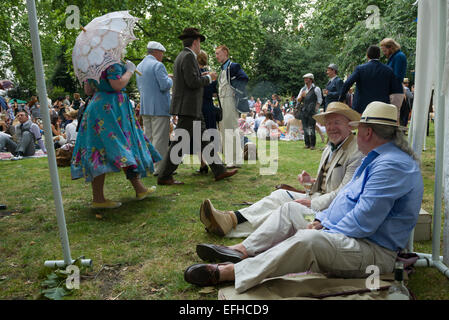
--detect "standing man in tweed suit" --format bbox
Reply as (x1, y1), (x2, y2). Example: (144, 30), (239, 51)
(157, 28), (237, 185)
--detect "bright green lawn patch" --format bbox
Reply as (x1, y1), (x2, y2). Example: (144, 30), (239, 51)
(0, 125), (448, 300)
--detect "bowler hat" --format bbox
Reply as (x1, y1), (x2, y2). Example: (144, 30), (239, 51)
(313, 102), (361, 126)
(178, 28), (205, 42)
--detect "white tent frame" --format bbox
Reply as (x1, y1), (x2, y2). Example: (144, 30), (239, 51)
(26, 0), (91, 268)
(409, 0), (449, 278)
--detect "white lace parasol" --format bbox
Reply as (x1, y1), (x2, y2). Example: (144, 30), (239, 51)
(72, 11), (139, 85)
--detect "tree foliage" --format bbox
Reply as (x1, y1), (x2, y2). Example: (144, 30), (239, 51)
(0, 0), (418, 100)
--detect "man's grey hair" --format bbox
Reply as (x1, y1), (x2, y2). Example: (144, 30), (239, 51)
(368, 123), (419, 162)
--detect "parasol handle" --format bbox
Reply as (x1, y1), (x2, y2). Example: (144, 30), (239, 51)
(80, 26), (87, 32)
(121, 59), (142, 76)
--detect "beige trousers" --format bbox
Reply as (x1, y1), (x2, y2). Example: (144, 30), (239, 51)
(227, 189), (318, 238)
(218, 72), (242, 166)
(234, 201), (397, 293)
(142, 115), (170, 174)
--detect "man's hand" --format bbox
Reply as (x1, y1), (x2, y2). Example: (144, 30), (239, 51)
(294, 198), (311, 208)
(209, 71), (218, 81)
(297, 170), (314, 184)
(307, 220), (323, 230)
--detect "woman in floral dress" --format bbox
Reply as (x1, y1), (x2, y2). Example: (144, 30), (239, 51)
(71, 61), (162, 209)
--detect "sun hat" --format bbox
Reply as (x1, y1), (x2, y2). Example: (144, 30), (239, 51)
(349, 101), (402, 128)
(303, 73), (314, 79)
(313, 102), (361, 126)
(147, 41), (166, 52)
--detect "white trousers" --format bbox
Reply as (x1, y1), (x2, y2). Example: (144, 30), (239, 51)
(142, 115), (170, 174)
(226, 189), (318, 238)
(234, 201), (397, 293)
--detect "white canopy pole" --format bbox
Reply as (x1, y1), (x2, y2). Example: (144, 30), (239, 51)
(431, 0), (446, 264)
(25, 0), (91, 268)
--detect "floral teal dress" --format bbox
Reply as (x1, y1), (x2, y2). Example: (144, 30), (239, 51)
(71, 63), (162, 182)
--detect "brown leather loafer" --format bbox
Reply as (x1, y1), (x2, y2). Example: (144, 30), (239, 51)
(184, 262), (232, 287)
(196, 243), (244, 263)
(157, 177), (184, 185)
(214, 169), (238, 181)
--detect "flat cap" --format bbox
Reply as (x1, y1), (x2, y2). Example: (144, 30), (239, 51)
(147, 41), (166, 52)
(303, 73), (314, 79)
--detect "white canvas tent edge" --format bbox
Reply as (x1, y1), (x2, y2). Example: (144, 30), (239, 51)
(410, 0), (449, 278)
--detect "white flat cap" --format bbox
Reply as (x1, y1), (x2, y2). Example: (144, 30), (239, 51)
(303, 73), (314, 79)
(147, 41), (166, 52)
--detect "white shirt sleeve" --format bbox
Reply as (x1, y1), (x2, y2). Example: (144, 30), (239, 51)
(315, 86), (323, 105)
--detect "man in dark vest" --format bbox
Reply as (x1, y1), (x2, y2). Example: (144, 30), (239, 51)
(296, 73), (323, 150)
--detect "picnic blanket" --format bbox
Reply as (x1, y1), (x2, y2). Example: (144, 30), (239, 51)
(0, 149), (47, 160)
(218, 272), (394, 300)
(218, 254), (419, 300)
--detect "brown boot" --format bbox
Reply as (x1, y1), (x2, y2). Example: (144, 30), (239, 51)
(199, 199), (237, 236)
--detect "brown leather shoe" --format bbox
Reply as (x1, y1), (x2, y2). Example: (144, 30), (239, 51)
(184, 262), (232, 287)
(214, 169), (238, 181)
(196, 243), (244, 263)
(157, 177), (184, 185)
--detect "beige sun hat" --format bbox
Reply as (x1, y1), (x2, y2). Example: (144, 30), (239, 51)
(349, 101), (403, 128)
(313, 102), (361, 126)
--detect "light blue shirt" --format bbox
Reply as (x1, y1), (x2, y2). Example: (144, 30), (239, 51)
(136, 55), (173, 116)
(316, 142), (423, 252)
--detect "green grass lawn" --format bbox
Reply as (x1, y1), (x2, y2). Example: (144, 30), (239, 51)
(0, 125), (448, 300)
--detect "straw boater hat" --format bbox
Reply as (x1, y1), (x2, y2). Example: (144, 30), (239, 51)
(313, 102), (361, 126)
(349, 101), (405, 130)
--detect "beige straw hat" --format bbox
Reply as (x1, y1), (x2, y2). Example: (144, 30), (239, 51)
(313, 102), (361, 126)
(349, 101), (401, 128)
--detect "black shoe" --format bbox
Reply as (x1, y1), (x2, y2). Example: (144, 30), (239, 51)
(196, 165), (208, 174)
(196, 244), (245, 263)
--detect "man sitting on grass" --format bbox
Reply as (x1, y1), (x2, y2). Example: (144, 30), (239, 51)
(184, 102), (423, 294)
(199, 102), (363, 238)
(0, 111), (46, 160)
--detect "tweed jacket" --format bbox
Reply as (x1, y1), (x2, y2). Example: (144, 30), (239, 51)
(170, 48), (210, 119)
